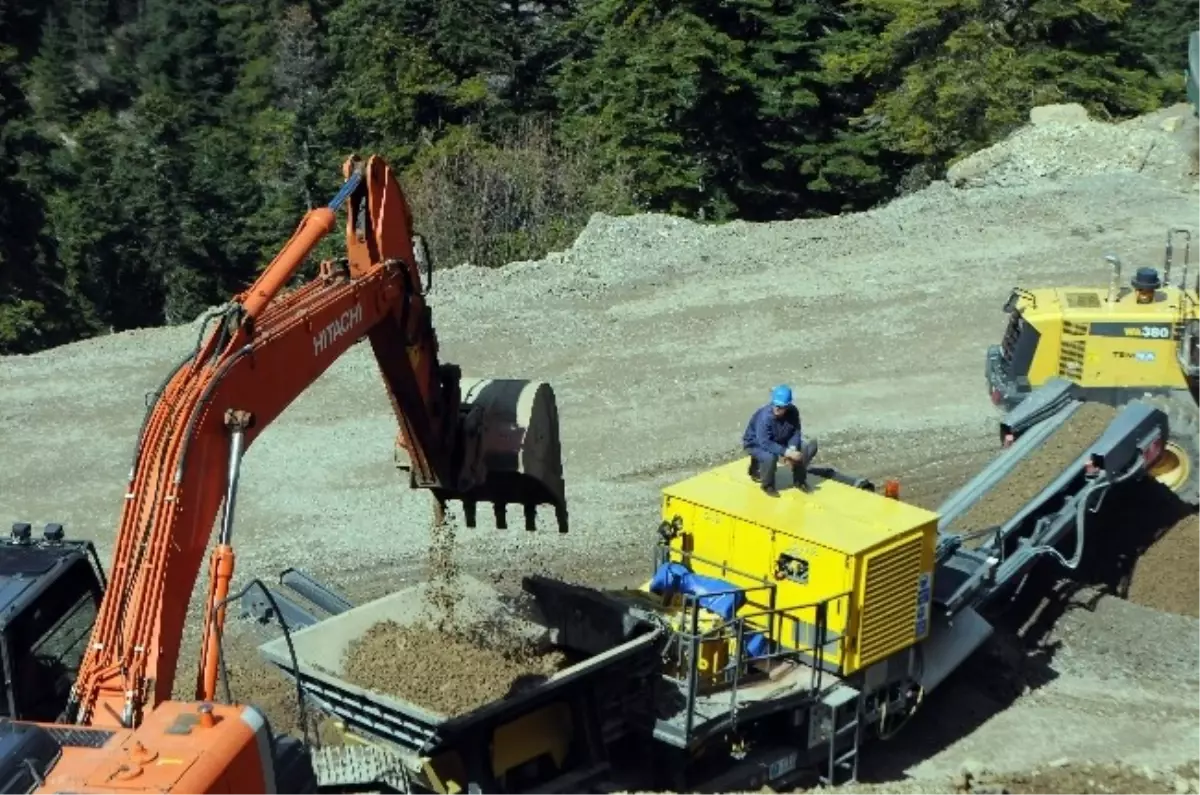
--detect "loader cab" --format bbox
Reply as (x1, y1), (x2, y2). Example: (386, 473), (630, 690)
(987, 280), (1196, 403)
(0, 523), (105, 722)
(986, 236), (1200, 410)
(985, 232), (1200, 507)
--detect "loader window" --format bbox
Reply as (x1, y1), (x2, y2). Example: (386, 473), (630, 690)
(6, 558), (102, 721)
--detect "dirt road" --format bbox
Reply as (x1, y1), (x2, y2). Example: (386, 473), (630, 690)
(1, 105), (1197, 791)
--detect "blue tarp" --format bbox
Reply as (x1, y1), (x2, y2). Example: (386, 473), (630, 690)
(649, 562), (772, 658)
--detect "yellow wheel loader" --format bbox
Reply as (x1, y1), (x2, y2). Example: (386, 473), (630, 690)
(985, 228), (1200, 506)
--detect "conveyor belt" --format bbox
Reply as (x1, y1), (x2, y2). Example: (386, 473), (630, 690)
(936, 399), (1085, 533)
(932, 381), (1169, 615)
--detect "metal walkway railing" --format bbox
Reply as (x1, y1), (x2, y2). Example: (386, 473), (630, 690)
(650, 544), (851, 741)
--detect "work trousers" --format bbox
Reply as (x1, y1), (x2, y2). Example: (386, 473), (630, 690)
(746, 438), (819, 489)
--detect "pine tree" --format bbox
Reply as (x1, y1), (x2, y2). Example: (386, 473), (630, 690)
(555, 0), (868, 219)
(1118, 0), (1198, 98)
(45, 110), (164, 331)
(707, 0), (855, 218)
(136, 0), (235, 125)
(554, 0), (749, 217)
(27, 11), (82, 126)
(0, 36), (75, 351)
(823, 0), (1168, 167)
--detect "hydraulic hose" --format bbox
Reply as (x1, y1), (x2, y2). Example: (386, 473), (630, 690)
(1031, 454), (1147, 571)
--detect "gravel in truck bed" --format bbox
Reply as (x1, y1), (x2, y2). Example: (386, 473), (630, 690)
(340, 514), (571, 718)
(341, 620), (569, 717)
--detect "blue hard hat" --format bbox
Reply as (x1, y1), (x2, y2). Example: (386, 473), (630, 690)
(771, 385), (793, 407)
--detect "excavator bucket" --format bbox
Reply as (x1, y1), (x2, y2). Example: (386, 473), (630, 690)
(396, 377), (569, 533)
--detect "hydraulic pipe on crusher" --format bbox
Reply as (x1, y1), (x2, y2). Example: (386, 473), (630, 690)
(198, 409), (254, 702)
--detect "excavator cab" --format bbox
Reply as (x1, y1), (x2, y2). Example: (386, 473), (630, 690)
(0, 523), (104, 722)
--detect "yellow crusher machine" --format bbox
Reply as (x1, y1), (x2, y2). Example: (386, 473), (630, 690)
(986, 227), (1199, 505)
(231, 376), (1176, 793)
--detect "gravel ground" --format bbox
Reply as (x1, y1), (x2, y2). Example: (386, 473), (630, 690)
(1, 105), (1197, 790)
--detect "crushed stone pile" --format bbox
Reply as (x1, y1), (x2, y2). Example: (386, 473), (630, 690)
(216, 647), (352, 748)
(343, 505), (570, 719)
(1128, 513), (1199, 617)
(1039, 467), (1200, 620)
(429, 211), (718, 308)
(947, 102), (1198, 190)
(339, 511), (570, 719)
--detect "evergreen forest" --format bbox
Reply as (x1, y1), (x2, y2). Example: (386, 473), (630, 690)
(0, 0), (1195, 353)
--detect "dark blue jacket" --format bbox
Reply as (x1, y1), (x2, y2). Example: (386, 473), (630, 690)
(742, 403), (802, 457)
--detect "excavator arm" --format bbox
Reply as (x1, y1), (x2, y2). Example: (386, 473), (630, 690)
(67, 155), (568, 729)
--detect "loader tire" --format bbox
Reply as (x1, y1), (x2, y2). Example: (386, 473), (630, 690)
(1142, 391), (1200, 507)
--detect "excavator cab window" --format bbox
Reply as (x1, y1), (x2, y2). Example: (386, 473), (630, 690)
(0, 554), (103, 722)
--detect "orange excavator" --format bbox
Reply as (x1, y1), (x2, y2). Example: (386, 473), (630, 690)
(0, 154), (568, 792)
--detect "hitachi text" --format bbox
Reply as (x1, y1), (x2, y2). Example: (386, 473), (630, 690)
(313, 304), (364, 356)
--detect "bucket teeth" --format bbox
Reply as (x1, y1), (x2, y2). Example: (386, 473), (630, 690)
(398, 379), (570, 533)
(433, 498), (568, 532)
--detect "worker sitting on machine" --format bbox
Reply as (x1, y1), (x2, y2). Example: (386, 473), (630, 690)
(742, 385), (818, 496)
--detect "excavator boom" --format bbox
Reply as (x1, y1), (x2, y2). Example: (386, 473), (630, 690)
(66, 154), (568, 731)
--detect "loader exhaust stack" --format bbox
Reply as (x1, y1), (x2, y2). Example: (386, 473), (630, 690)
(1166, 227), (1192, 289)
(1105, 253), (1122, 303)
